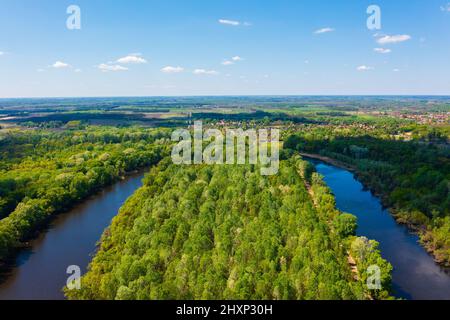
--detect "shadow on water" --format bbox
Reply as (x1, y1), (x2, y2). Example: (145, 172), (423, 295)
(0, 171), (146, 300)
(308, 158), (450, 300)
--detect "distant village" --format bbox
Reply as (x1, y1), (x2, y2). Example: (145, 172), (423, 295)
(381, 111), (449, 125)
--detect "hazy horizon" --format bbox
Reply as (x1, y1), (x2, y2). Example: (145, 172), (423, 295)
(1, 94), (450, 100)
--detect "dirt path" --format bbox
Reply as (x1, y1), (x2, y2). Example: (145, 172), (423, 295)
(297, 166), (359, 282)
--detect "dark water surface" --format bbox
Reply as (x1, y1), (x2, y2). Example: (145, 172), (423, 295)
(1, 161), (449, 300)
(0, 172), (145, 300)
(311, 160), (450, 300)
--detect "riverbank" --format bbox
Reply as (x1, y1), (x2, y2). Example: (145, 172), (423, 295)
(299, 153), (357, 172)
(310, 159), (450, 299)
(297, 162), (365, 290)
(301, 153), (449, 269)
(0, 168), (149, 274)
(0, 170), (147, 300)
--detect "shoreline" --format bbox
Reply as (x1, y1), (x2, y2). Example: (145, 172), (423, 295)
(299, 153), (357, 172)
(0, 168), (148, 277)
(301, 152), (450, 269)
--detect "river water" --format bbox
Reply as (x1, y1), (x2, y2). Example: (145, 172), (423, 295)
(0, 172), (146, 300)
(310, 159), (450, 300)
(0, 162), (449, 300)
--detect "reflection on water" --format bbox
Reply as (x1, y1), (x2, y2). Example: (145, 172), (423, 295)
(0, 172), (145, 300)
(1, 161), (449, 300)
(312, 160), (450, 300)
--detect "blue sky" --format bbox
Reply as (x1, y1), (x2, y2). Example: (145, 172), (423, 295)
(1, 0), (450, 97)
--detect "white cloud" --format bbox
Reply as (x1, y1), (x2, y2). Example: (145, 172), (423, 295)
(74, 69), (82, 73)
(161, 66), (184, 73)
(0, 51), (4, 56)
(376, 34), (411, 44)
(440, 3), (450, 12)
(52, 61), (70, 69)
(374, 48), (392, 54)
(193, 69), (219, 75)
(357, 65), (374, 71)
(222, 56), (243, 65)
(314, 27), (334, 34)
(98, 63), (128, 72)
(393, 68), (400, 72)
(219, 19), (240, 26)
(116, 54), (147, 64)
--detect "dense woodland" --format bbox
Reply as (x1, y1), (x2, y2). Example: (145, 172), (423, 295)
(0, 96), (447, 300)
(67, 157), (391, 300)
(0, 127), (170, 262)
(285, 126), (450, 265)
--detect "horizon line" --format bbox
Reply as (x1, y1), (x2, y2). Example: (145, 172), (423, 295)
(1, 94), (450, 100)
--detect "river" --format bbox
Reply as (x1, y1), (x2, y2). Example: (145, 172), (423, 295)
(0, 171), (146, 300)
(1, 162), (449, 300)
(310, 159), (450, 300)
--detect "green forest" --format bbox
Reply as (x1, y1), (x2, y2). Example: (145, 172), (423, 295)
(0, 96), (448, 301)
(285, 126), (450, 266)
(0, 127), (170, 261)
(66, 157), (391, 300)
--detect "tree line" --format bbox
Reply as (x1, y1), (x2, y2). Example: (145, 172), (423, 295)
(285, 126), (449, 266)
(0, 127), (170, 262)
(67, 156), (392, 300)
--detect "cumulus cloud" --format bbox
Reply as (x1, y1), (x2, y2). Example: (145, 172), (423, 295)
(314, 27), (334, 34)
(393, 68), (400, 72)
(193, 69), (219, 75)
(116, 54), (147, 64)
(374, 48), (392, 54)
(0, 51), (4, 56)
(222, 60), (234, 66)
(376, 34), (411, 44)
(52, 61), (70, 68)
(357, 65), (374, 71)
(98, 63), (128, 72)
(232, 56), (243, 61)
(161, 66), (184, 73)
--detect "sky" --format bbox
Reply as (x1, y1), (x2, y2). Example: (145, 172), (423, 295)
(0, 0), (450, 97)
